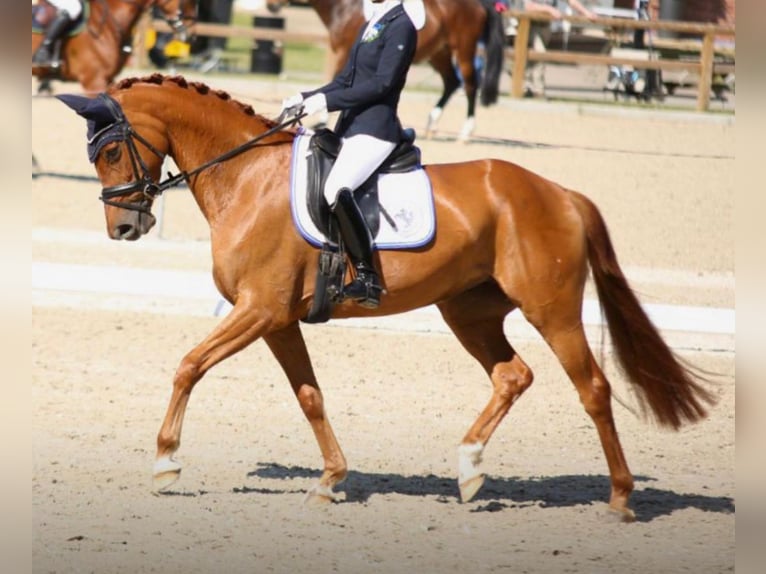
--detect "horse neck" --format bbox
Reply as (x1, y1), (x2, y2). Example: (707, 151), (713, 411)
(122, 85), (293, 223)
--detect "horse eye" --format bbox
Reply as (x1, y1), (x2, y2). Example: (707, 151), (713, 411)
(103, 145), (121, 163)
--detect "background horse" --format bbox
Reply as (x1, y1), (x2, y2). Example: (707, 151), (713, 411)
(267, 0), (506, 141)
(31, 0), (196, 94)
(58, 74), (715, 522)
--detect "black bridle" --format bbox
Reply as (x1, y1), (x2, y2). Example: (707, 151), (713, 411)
(95, 94), (306, 215)
(153, 0), (193, 40)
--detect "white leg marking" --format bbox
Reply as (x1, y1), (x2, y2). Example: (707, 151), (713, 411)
(459, 117), (476, 142)
(153, 456), (182, 476)
(458, 442), (484, 484)
(426, 107), (443, 134)
(303, 482), (347, 504)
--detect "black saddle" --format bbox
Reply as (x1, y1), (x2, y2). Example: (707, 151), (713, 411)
(301, 128), (421, 325)
(305, 127), (421, 241)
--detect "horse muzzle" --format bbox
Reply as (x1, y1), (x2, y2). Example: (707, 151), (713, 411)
(109, 211), (157, 241)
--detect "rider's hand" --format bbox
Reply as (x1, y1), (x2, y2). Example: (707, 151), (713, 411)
(302, 93), (327, 116)
(281, 93), (304, 112)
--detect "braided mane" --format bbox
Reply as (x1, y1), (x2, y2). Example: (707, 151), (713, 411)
(112, 74), (282, 130)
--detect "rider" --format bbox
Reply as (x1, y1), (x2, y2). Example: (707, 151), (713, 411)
(280, 0), (425, 309)
(32, 0), (85, 68)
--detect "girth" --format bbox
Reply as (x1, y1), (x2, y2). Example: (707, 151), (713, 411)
(305, 128), (421, 239)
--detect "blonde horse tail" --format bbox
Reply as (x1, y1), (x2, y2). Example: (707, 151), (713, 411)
(569, 191), (717, 429)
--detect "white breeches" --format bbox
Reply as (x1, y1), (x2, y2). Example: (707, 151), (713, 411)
(49, 0), (83, 19)
(323, 134), (396, 205)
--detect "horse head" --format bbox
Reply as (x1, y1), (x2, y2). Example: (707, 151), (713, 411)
(57, 92), (169, 240)
(153, 0), (198, 42)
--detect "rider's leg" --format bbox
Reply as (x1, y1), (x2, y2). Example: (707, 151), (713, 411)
(32, 3), (79, 67)
(332, 188), (382, 308)
(323, 134), (396, 308)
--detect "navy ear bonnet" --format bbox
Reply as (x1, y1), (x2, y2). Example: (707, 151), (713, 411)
(57, 93), (127, 163)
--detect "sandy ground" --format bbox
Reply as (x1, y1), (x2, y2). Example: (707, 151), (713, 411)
(32, 60), (734, 573)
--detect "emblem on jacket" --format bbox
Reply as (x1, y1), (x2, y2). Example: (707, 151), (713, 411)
(362, 22), (385, 43)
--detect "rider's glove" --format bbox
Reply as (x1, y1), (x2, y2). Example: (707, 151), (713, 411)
(281, 93), (304, 113)
(302, 93), (327, 116)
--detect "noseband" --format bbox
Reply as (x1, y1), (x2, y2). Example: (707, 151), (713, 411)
(153, 0), (193, 40)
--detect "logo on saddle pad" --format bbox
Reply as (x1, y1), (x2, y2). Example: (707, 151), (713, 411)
(290, 130), (436, 250)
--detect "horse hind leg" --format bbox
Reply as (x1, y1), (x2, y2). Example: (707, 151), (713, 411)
(437, 284), (532, 503)
(528, 307), (636, 522)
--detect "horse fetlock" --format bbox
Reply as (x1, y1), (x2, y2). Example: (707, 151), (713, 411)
(425, 107), (443, 137)
(459, 117), (476, 142)
(606, 504), (636, 523)
(607, 488), (635, 522)
(458, 442), (483, 471)
(303, 482), (346, 506)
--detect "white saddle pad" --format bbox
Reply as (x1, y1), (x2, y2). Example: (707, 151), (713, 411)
(289, 132), (436, 249)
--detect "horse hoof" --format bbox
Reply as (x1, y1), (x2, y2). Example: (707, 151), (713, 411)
(153, 457), (182, 492)
(606, 505), (636, 523)
(459, 474), (485, 503)
(303, 483), (346, 506)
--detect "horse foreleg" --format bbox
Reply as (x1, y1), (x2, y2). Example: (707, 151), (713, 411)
(263, 322), (347, 505)
(438, 287), (531, 503)
(153, 301), (271, 491)
(425, 48), (462, 140)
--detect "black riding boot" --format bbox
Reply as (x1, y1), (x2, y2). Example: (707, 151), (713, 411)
(332, 188), (383, 309)
(33, 10), (73, 67)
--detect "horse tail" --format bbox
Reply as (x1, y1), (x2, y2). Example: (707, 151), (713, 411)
(480, 0), (505, 106)
(569, 191), (717, 430)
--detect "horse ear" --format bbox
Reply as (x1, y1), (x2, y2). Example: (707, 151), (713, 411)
(56, 94), (94, 117)
(56, 93), (122, 136)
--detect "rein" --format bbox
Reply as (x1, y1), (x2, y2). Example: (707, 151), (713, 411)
(97, 93), (305, 214)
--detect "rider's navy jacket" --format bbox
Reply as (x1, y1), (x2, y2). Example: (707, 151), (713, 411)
(302, 3), (417, 144)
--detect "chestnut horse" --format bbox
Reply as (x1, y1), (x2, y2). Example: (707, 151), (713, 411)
(31, 0), (195, 94)
(266, 0), (506, 141)
(58, 75), (715, 521)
